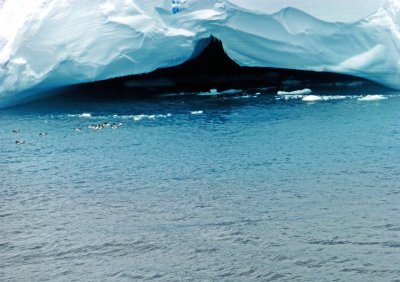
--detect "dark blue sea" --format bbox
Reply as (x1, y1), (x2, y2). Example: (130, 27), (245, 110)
(1, 86), (399, 281)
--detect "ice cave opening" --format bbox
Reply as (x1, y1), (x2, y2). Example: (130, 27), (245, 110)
(52, 37), (382, 102)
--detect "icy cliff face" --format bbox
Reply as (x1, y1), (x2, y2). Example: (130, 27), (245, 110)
(0, 0), (399, 107)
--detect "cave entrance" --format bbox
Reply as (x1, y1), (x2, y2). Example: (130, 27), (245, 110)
(67, 36), (377, 100)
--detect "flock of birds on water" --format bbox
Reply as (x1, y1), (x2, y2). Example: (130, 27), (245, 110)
(12, 122), (123, 145)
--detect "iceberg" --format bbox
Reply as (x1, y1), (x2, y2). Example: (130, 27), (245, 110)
(277, 89), (313, 96)
(0, 0), (399, 107)
(358, 94), (388, 101)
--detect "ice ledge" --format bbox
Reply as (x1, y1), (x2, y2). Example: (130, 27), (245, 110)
(0, 0), (399, 107)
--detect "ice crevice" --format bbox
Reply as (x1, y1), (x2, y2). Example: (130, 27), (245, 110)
(0, 0), (400, 107)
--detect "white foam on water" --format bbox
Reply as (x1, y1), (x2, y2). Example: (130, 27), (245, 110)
(276, 94), (304, 101)
(358, 94), (388, 101)
(322, 95), (348, 100)
(232, 95), (254, 99)
(191, 110), (203, 115)
(67, 113), (94, 118)
(277, 88), (313, 95)
(119, 115), (135, 120)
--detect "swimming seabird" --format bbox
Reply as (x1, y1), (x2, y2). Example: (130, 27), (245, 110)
(111, 123), (122, 129)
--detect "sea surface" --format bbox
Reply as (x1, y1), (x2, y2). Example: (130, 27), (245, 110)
(1, 85), (400, 281)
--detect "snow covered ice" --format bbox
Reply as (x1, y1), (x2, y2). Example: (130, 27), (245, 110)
(1, 0), (400, 107)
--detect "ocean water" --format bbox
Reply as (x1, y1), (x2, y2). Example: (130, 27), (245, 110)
(1, 87), (400, 281)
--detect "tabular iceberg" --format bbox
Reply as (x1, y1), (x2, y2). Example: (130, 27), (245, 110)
(0, 0), (399, 107)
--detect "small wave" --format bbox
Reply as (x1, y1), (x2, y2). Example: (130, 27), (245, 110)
(358, 95), (388, 101)
(323, 95), (348, 100)
(232, 94), (256, 99)
(65, 113), (113, 119)
(157, 92), (194, 98)
(67, 113), (92, 118)
(191, 110), (203, 115)
(112, 114), (136, 120)
(114, 114), (172, 120)
(277, 88), (312, 95)
(133, 113), (172, 121)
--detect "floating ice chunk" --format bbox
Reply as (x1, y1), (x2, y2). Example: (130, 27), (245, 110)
(197, 89), (221, 96)
(80, 113), (92, 118)
(191, 110), (203, 115)
(358, 95), (388, 101)
(277, 88), (312, 95)
(302, 95), (322, 102)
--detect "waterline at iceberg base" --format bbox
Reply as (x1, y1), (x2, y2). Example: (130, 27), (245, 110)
(1, 0), (400, 107)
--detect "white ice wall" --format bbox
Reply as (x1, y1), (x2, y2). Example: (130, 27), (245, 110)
(229, 0), (388, 22)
